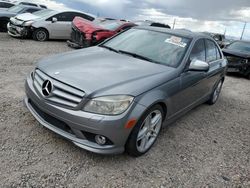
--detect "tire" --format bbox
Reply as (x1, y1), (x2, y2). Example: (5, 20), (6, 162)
(126, 104), (164, 157)
(207, 79), (223, 105)
(33, 28), (49, 42)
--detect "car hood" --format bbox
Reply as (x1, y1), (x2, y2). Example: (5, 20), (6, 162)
(15, 13), (40, 21)
(222, 49), (250, 59)
(37, 47), (176, 97)
(73, 17), (107, 34)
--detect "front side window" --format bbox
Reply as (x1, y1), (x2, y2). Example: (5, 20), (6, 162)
(205, 40), (217, 62)
(190, 39), (206, 62)
(102, 28), (191, 67)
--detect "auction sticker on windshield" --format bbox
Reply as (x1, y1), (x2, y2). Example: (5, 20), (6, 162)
(165, 36), (187, 48)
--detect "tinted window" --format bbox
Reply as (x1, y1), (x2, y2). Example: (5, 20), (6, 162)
(76, 13), (95, 21)
(19, 2), (37, 7)
(25, 8), (39, 13)
(190, 39), (206, 62)
(103, 29), (190, 67)
(205, 40), (217, 62)
(0, 2), (14, 8)
(52, 13), (69, 21)
(52, 12), (88, 22)
(226, 41), (250, 53)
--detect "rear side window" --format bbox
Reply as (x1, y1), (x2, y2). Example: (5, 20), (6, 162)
(205, 40), (217, 62)
(190, 39), (206, 62)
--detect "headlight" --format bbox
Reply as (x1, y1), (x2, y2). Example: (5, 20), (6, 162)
(83, 95), (134, 115)
(23, 21), (34, 26)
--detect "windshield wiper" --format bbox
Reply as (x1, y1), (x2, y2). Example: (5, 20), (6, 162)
(100, 45), (119, 53)
(118, 50), (158, 64)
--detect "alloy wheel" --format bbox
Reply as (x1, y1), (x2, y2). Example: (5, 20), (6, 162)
(136, 110), (162, 153)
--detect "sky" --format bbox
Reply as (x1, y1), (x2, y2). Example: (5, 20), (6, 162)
(28, 0), (250, 40)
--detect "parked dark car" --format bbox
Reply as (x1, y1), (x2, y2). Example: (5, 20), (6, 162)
(0, 4), (43, 31)
(24, 27), (227, 156)
(223, 40), (250, 79)
(134, 20), (171, 29)
(67, 17), (136, 48)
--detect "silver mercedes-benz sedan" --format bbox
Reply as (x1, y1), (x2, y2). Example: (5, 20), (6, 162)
(24, 27), (227, 156)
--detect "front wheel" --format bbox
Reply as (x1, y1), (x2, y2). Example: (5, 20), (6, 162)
(126, 105), (164, 157)
(207, 79), (223, 105)
(33, 28), (49, 42)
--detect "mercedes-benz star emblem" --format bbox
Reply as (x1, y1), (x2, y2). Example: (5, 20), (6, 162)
(42, 80), (53, 97)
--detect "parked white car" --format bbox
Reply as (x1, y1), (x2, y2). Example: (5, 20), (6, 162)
(7, 9), (96, 41)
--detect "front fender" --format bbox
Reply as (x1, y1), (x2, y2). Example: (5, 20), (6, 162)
(135, 89), (169, 118)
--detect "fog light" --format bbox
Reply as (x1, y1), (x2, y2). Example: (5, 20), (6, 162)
(95, 135), (107, 145)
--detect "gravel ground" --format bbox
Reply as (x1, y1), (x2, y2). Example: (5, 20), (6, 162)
(0, 33), (250, 188)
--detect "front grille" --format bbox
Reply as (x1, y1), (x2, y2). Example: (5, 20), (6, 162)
(29, 99), (73, 134)
(33, 69), (85, 108)
(226, 56), (247, 65)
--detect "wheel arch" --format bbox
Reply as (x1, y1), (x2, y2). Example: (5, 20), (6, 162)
(33, 27), (50, 39)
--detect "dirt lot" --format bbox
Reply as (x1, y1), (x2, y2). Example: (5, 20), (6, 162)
(0, 32), (249, 188)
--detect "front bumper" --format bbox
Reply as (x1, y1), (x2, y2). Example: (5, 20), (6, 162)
(24, 74), (146, 154)
(7, 22), (30, 38)
(227, 63), (250, 75)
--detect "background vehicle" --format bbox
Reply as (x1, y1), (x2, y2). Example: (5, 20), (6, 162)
(0, 0), (15, 10)
(134, 20), (171, 29)
(7, 9), (96, 41)
(24, 27), (227, 156)
(203, 32), (226, 48)
(0, 4), (43, 31)
(67, 17), (136, 48)
(223, 40), (250, 79)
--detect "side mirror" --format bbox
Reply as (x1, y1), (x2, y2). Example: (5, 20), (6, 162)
(189, 59), (209, 72)
(52, 17), (57, 23)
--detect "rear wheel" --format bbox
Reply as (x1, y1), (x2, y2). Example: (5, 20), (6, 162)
(126, 105), (163, 157)
(207, 79), (223, 105)
(33, 28), (49, 41)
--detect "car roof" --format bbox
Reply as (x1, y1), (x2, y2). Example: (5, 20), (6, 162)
(135, 26), (211, 40)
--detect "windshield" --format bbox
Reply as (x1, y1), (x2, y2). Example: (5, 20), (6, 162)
(33, 9), (54, 17)
(102, 28), (190, 67)
(226, 41), (250, 53)
(8, 5), (23, 13)
(99, 21), (123, 30)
